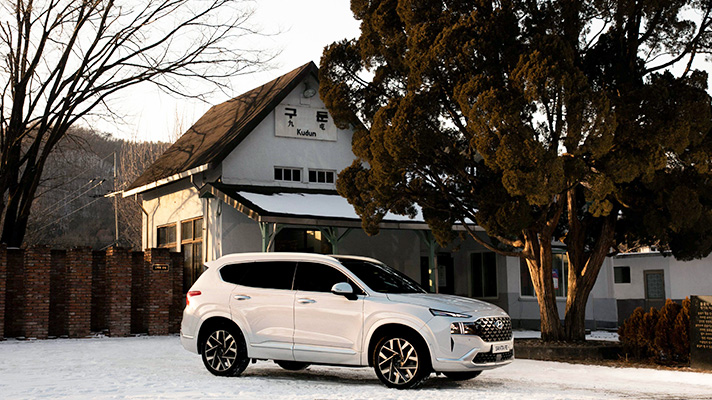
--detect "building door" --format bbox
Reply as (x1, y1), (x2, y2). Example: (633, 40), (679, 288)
(437, 253), (455, 294)
(644, 270), (665, 310)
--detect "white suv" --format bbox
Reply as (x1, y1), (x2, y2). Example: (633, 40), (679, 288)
(180, 253), (513, 389)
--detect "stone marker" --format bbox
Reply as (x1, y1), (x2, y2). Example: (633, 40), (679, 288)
(690, 295), (712, 370)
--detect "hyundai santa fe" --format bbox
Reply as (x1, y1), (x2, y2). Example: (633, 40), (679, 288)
(181, 253), (513, 389)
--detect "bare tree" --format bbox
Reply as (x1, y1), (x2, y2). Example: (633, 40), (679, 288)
(0, 0), (273, 246)
(116, 138), (169, 249)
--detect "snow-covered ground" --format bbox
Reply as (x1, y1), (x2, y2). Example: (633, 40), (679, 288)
(1, 335), (710, 400)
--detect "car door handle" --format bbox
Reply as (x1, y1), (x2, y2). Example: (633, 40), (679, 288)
(297, 298), (316, 304)
(233, 295), (251, 301)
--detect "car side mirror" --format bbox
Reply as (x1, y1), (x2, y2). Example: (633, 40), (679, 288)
(331, 282), (354, 296)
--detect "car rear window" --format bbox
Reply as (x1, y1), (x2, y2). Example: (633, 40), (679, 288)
(220, 261), (297, 290)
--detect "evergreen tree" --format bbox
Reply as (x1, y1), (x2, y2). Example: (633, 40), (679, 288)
(321, 0), (712, 341)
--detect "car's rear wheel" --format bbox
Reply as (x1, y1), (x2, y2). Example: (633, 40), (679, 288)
(275, 361), (310, 371)
(201, 325), (249, 377)
(443, 370), (482, 381)
(373, 333), (431, 389)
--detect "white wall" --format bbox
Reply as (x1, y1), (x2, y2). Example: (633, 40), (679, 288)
(221, 74), (356, 189)
(141, 179), (203, 251)
(613, 253), (712, 300)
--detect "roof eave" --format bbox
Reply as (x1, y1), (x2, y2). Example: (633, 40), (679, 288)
(122, 163), (209, 197)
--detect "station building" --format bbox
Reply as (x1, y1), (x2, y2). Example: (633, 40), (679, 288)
(125, 62), (626, 330)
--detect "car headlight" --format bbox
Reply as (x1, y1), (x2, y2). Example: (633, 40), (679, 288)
(429, 308), (472, 318)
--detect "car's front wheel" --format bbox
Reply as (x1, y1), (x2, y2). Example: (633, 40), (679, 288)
(373, 333), (431, 389)
(201, 325), (249, 377)
(443, 370), (482, 380)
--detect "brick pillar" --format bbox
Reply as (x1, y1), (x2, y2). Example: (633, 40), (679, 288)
(144, 248), (172, 335)
(23, 246), (51, 339)
(0, 244), (6, 339)
(66, 247), (92, 338)
(170, 251), (184, 334)
(49, 250), (67, 337)
(5, 249), (24, 337)
(105, 247), (131, 337)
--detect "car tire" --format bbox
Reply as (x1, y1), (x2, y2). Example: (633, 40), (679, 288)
(201, 324), (249, 377)
(275, 361), (310, 371)
(443, 370), (482, 381)
(372, 333), (431, 389)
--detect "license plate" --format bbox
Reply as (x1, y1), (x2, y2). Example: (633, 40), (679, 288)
(492, 343), (510, 353)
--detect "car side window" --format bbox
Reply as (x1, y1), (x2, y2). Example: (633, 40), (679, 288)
(220, 261), (296, 290)
(294, 262), (354, 293)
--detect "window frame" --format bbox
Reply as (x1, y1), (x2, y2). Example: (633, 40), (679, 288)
(307, 168), (336, 184)
(614, 266), (632, 284)
(274, 166), (302, 182)
(156, 223), (177, 249)
(470, 251), (499, 299)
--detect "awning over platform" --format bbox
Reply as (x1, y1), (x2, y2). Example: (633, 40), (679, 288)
(200, 183), (429, 229)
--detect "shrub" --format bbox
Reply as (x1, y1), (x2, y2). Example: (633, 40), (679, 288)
(619, 307), (645, 358)
(619, 299), (690, 365)
(671, 298), (691, 363)
(654, 299), (682, 364)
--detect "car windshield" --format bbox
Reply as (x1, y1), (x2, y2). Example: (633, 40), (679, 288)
(334, 257), (426, 294)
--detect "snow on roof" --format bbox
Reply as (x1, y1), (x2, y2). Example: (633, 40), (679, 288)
(237, 191), (424, 223)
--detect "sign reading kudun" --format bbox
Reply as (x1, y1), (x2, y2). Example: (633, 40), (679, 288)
(275, 105), (337, 142)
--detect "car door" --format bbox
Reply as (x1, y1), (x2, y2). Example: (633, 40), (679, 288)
(292, 261), (364, 365)
(222, 261), (297, 361)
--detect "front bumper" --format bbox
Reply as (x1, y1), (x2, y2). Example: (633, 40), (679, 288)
(422, 316), (515, 372)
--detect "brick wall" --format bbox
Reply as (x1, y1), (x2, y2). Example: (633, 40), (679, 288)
(5, 248), (24, 337)
(0, 244), (5, 339)
(91, 251), (107, 332)
(66, 248), (92, 338)
(105, 247), (132, 337)
(1, 247), (182, 339)
(131, 251), (147, 334)
(170, 251), (184, 334)
(23, 246), (51, 339)
(144, 249), (172, 335)
(49, 249), (67, 337)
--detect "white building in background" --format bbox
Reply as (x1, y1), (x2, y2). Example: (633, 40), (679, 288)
(125, 62), (622, 329)
(612, 251), (712, 325)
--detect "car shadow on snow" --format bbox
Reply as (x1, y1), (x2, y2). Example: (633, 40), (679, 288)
(240, 366), (506, 390)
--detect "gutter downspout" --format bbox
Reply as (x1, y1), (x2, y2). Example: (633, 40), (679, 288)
(132, 194), (150, 250)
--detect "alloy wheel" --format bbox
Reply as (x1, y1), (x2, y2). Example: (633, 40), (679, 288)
(204, 329), (238, 372)
(377, 338), (419, 385)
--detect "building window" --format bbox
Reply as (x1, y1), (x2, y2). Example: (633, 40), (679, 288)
(471, 252), (497, 298)
(274, 167), (302, 182)
(157, 223), (176, 248)
(308, 169), (335, 184)
(520, 254), (568, 297)
(614, 266), (631, 284)
(181, 217), (203, 293)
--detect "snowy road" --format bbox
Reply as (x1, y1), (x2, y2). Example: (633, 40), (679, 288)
(1, 335), (710, 400)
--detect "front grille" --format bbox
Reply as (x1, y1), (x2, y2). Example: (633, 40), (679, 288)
(473, 317), (512, 342)
(473, 349), (514, 364)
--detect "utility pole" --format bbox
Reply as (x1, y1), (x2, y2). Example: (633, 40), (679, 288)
(113, 152), (119, 244)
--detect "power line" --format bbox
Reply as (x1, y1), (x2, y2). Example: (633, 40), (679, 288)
(35, 196), (105, 233)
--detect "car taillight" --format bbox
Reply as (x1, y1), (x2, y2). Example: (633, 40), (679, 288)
(186, 290), (201, 306)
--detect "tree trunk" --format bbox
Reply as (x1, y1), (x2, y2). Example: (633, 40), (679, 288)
(525, 240), (564, 341)
(563, 209), (616, 341)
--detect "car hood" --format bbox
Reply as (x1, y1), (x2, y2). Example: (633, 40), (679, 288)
(385, 293), (507, 316)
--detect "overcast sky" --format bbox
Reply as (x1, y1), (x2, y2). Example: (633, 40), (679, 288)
(97, 0), (361, 143)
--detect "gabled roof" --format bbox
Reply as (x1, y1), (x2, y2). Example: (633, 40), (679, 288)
(125, 62), (319, 193)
